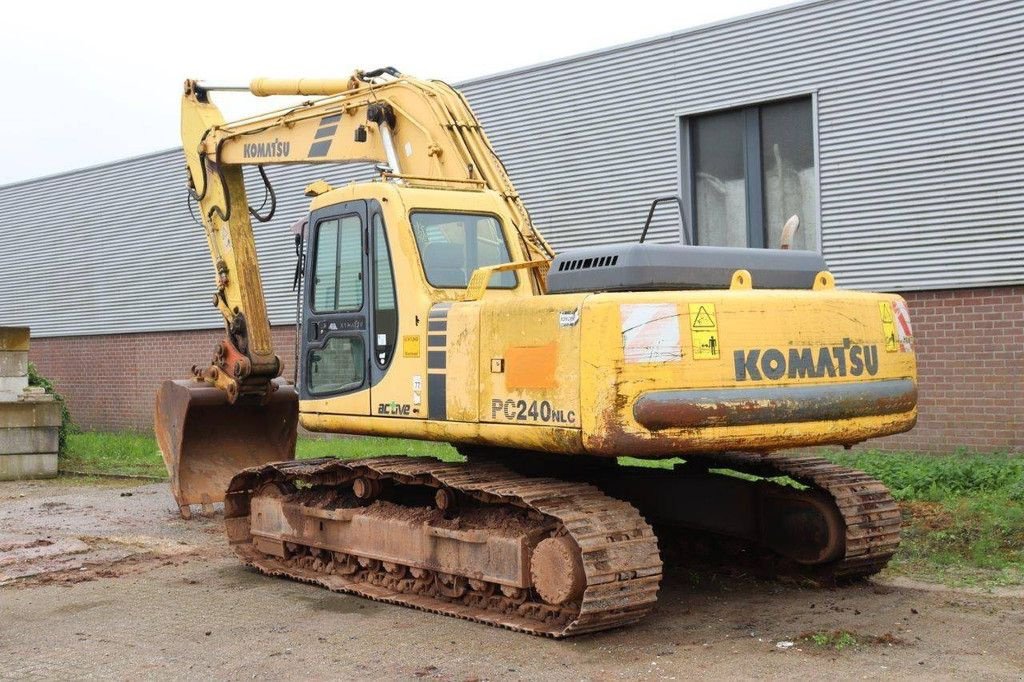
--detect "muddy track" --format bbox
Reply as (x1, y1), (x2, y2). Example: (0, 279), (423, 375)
(688, 452), (902, 581)
(226, 457), (663, 637)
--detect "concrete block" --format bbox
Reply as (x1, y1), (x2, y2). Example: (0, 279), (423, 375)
(0, 376), (29, 400)
(0, 327), (30, 352)
(0, 453), (58, 480)
(0, 350), (28, 378)
(0, 402), (62, 429)
(19, 386), (53, 402)
(0, 426), (59, 455)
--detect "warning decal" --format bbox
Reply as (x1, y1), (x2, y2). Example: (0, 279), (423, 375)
(892, 300), (913, 352)
(879, 302), (898, 352)
(620, 304), (682, 363)
(688, 303), (720, 360)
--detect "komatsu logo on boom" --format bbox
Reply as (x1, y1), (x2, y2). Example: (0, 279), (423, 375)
(242, 139), (291, 159)
(734, 339), (879, 381)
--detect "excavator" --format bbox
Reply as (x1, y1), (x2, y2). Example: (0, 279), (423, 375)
(157, 68), (917, 637)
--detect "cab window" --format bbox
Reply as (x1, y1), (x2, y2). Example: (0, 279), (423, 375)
(308, 336), (365, 395)
(410, 212), (517, 288)
(372, 214), (398, 367)
(312, 215), (363, 313)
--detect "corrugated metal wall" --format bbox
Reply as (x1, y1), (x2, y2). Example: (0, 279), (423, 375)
(1, 0), (1020, 337)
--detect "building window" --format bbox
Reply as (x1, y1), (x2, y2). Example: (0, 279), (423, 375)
(685, 97), (818, 251)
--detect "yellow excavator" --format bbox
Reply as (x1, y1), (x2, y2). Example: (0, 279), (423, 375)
(157, 68), (917, 637)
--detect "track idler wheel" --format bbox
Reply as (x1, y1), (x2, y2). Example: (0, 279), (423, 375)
(761, 489), (846, 565)
(530, 536), (586, 606)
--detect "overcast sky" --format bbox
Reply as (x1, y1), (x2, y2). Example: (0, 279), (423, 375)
(1, 0), (791, 185)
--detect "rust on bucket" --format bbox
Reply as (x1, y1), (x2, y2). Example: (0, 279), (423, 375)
(155, 377), (298, 518)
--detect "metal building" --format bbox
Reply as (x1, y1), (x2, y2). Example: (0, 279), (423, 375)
(0, 0), (1021, 451)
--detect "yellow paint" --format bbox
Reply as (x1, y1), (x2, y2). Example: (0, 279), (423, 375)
(688, 303), (720, 360)
(464, 260), (551, 300)
(879, 301), (899, 352)
(178, 69), (918, 463)
(445, 304), (480, 422)
(300, 411), (585, 454)
(485, 295), (583, 427)
(301, 283), (916, 457)
(402, 336), (421, 358)
(580, 289), (917, 456)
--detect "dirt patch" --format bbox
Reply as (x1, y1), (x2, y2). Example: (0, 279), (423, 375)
(2, 477), (1023, 679)
(902, 500), (955, 531)
(0, 478), (219, 588)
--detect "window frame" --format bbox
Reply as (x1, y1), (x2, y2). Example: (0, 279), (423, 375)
(407, 209), (520, 290)
(371, 212), (398, 370)
(305, 334), (366, 397)
(310, 212), (365, 314)
(678, 91), (822, 252)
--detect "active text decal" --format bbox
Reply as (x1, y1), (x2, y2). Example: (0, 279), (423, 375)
(378, 402), (412, 416)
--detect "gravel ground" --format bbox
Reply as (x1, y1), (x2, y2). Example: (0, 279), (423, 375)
(1, 477), (1022, 681)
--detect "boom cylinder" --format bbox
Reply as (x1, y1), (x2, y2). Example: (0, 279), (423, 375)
(249, 78), (352, 97)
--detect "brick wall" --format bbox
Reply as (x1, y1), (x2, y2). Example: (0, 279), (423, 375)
(30, 326), (297, 432)
(29, 285), (1023, 453)
(867, 285), (1023, 453)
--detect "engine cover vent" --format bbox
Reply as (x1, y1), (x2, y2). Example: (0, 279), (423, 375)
(546, 243), (827, 294)
(555, 255), (619, 272)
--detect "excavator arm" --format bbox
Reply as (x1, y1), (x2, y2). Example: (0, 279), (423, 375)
(180, 67), (551, 402)
(161, 68), (552, 515)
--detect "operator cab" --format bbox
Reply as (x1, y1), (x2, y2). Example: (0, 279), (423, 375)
(294, 183), (529, 407)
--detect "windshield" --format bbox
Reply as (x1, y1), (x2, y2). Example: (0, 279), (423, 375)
(410, 212), (517, 289)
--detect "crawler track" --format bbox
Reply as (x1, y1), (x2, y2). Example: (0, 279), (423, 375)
(224, 457), (662, 637)
(687, 452), (902, 581)
(462, 447), (902, 583)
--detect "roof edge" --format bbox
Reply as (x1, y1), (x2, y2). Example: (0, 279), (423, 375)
(0, 146), (183, 191)
(456, 0), (822, 88)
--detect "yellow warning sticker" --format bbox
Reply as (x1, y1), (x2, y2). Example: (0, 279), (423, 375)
(878, 301), (898, 352)
(403, 335), (421, 358)
(688, 303), (720, 360)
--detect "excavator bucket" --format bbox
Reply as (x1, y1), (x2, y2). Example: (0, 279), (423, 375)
(155, 378), (298, 518)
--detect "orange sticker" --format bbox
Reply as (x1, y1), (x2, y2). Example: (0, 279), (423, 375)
(505, 343), (557, 389)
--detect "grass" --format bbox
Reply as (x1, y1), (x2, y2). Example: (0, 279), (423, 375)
(61, 431), (457, 479)
(61, 432), (1022, 588)
(823, 449), (1024, 588)
(62, 432), (168, 478)
(806, 630), (860, 651)
(295, 436), (458, 462)
(799, 629), (904, 651)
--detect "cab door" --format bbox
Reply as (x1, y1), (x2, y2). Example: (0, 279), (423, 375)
(299, 200), (371, 415)
(367, 203), (411, 415)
